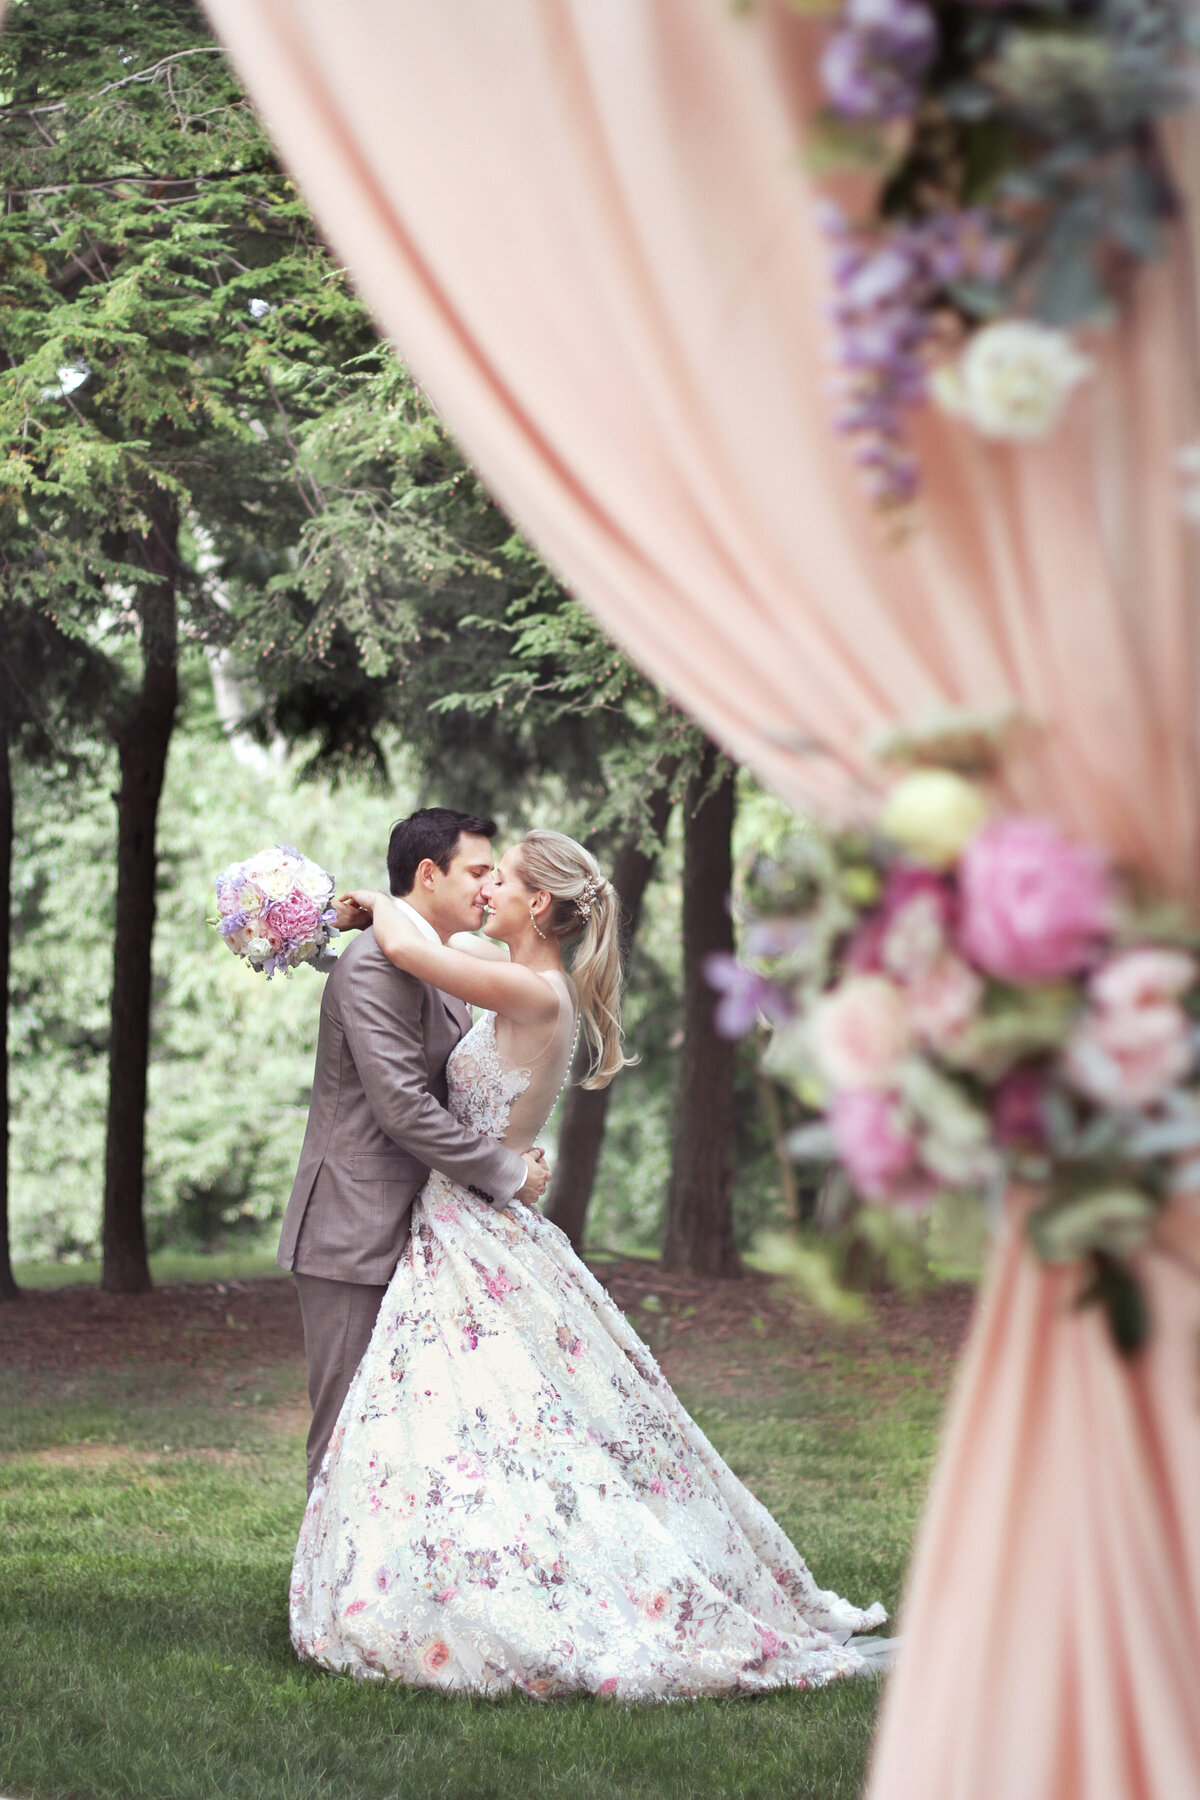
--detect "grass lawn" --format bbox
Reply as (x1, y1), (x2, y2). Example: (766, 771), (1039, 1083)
(0, 1267), (971, 1800)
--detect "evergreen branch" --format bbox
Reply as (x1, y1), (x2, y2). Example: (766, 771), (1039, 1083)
(1, 47), (228, 118)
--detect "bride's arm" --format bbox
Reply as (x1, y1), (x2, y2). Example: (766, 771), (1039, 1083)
(339, 889), (558, 1026)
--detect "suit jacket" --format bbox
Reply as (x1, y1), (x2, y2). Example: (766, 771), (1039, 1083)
(278, 927), (527, 1285)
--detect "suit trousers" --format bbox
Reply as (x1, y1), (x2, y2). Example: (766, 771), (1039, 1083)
(294, 1272), (389, 1494)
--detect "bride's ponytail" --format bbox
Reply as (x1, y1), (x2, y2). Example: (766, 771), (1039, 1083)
(515, 829), (634, 1090)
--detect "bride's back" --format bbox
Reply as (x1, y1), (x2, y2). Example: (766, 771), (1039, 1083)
(494, 969), (578, 1149)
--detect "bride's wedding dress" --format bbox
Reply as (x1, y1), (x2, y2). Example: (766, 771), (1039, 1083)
(291, 973), (888, 1699)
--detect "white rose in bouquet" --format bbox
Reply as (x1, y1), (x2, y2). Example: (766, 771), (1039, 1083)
(932, 321), (1094, 443)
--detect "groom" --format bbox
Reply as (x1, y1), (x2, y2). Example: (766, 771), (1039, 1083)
(278, 806), (550, 1490)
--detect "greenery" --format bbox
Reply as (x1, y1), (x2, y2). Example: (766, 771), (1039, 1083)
(7, 653), (800, 1267)
(0, 1293), (956, 1800)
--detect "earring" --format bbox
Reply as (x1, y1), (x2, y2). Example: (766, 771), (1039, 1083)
(530, 907), (548, 941)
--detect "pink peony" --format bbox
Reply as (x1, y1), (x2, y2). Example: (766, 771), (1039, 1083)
(1064, 1001), (1194, 1109)
(958, 818), (1114, 983)
(266, 889), (323, 941)
(829, 1088), (918, 1200)
(906, 952), (983, 1049)
(811, 975), (912, 1090)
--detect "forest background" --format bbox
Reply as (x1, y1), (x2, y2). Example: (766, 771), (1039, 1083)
(0, 0), (816, 1289)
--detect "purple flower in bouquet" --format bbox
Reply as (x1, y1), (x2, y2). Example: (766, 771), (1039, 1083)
(830, 1087), (921, 1201)
(958, 818), (1115, 984)
(820, 0), (937, 121)
(705, 954), (794, 1038)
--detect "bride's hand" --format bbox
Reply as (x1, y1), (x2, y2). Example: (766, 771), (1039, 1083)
(333, 891), (376, 932)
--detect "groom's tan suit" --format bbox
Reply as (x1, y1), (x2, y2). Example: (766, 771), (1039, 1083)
(280, 923), (525, 1488)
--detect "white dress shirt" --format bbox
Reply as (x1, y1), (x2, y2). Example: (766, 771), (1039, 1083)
(390, 894), (442, 945)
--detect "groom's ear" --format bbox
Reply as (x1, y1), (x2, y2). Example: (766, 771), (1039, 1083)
(413, 856), (439, 893)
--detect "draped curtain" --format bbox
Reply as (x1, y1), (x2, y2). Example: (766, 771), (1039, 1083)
(202, 3), (1200, 1792)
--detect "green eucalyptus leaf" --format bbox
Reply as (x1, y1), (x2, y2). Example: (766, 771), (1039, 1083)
(1028, 1183), (1159, 1265)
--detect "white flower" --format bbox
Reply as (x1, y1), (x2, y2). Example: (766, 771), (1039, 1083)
(932, 321), (1094, 443)
(297, 863), (335, 902)
(252, 866), (295, 900)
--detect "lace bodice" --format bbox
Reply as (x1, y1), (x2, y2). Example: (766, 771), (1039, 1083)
(446, 970), (577, 1150)
(446, 1012), (533, 1142)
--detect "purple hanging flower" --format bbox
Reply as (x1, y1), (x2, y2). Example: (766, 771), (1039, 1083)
(820, 0), (937, 121)
(819, 206), (1000, 506)
(704, 955), (795, 1039)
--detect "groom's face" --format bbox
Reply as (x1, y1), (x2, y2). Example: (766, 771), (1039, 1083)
(431, 832), (496, 936)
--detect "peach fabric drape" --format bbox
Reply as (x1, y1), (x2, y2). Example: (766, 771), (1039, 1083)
(201, 2), (1200, 1792)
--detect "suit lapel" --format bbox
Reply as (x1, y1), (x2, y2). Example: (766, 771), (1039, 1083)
(441, 989), (472, 1039)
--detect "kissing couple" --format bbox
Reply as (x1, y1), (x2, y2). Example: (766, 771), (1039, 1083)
(281, 806), (890, 1699)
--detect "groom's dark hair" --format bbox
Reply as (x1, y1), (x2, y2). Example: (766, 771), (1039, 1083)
(388, 807), (498, 896)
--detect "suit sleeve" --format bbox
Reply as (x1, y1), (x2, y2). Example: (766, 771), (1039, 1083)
(337, 944), (527, 1208)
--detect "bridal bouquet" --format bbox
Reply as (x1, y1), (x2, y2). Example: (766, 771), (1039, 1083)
(712, 763), (1200, 1353)
(212, 845), (339, 978)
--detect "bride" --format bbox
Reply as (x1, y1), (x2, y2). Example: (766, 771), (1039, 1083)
(290, 828), (888, 1699)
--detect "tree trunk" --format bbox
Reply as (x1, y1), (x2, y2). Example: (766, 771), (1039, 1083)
(662, 744), (740, 1278)
(0, 718), (17, 1301)
(546, 787), (673, 1250)
(101, 499), (179, 1294)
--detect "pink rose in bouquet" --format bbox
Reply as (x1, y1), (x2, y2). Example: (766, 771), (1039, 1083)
(830, 1088), (920, 1201)
(958, 817), (1114, 983)
(811, 974), (912, 1089)
(906, 952), (983, 1049)
(1063, 948), (1198, 1109)
(1089, 947), (1198, 1012)
(1064, 1005), (1193, 1109)
(222, 921), (255, 957)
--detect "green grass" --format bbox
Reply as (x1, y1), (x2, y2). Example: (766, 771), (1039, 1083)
(12, 1247), (289, 1290)
(0, 1308), (954, 1800)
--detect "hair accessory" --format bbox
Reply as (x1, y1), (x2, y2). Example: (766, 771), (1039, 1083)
(575, 877), (604, 921)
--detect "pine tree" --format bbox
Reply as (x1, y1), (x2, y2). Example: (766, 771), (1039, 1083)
(0, 0), (376, 1289)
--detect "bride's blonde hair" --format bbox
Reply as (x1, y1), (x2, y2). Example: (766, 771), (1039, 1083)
(515, 829), (634, 1090)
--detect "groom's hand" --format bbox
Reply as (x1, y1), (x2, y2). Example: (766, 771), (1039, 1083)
(515, 1148), (550, 1208)
(333, 895), (373, 932)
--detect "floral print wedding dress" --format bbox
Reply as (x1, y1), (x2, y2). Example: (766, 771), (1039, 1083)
(291, 975), (888, 1700)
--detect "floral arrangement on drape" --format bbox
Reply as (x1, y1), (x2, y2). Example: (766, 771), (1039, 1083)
(816, 0), (1198, 501)
(713, 743), (1200, 1352)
